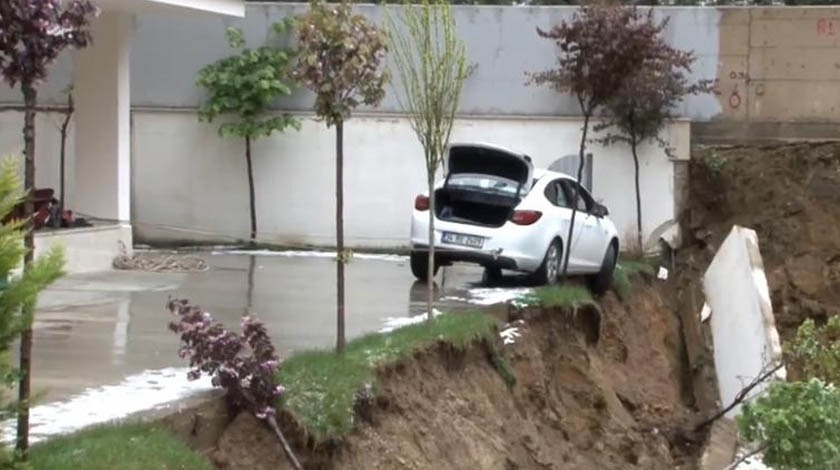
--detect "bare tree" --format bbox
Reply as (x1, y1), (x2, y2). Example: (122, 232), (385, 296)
(386, 0), (469, 320)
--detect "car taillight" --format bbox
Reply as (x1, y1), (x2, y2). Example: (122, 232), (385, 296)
(511, 210), (542, 225)
(414, 195), (430, 211)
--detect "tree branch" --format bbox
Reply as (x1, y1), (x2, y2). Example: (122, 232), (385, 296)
(723, 444), (768, 470)
(693, 362), (784, 432)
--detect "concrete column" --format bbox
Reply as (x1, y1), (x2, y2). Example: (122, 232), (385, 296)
(72, 12), (133, 223)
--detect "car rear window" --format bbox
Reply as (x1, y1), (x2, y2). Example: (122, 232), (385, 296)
(448, 173), (523, 196)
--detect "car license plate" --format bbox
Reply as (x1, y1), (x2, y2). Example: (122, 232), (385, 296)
(441, 231), (484, 248)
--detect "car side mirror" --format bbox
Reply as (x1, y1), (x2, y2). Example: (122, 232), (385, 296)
(592, 203), (609, 218)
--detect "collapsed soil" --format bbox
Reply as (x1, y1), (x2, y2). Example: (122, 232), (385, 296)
(682, 142), (840, 341)
(211, 280), (702, 470)
(167, 141), (837, 469)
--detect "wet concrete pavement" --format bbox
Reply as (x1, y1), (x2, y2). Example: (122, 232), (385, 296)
(1, 250), (534, 443)
(26, 251), (521, 404)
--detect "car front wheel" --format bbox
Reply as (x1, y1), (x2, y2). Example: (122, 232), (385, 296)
(533, 239), (562, 285)
(410, 250), (439, 281)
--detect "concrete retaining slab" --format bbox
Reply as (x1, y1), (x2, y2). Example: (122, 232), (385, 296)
(703, 225), (785, 419)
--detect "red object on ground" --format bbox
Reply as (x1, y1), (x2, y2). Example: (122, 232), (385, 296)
(1, 188), (55, 228)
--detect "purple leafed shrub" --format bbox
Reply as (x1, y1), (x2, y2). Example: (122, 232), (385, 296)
(167, 299), (284, 419)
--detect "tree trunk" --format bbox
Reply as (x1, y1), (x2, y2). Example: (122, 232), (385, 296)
(16, 82), (37, 459)
(246, 136), (257, 245)
(246, 255), (256, 313)
(426, 174), (435, 321)
(59, 92), (73, 214)
(335, 121), (346, 355)
(266, 415), (302, 470)
(631, 135), (643, 254)
(560, 113), (590, 281)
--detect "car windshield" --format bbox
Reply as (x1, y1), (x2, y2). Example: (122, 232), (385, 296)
(447, 173), (523, 196)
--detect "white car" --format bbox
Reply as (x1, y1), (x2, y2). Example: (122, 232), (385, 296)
(409, 142), (620, 293)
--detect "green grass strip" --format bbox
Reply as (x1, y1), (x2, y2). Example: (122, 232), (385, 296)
(277, 311), (496, 441)
(612, 258), (655, 301)
(31, 422), (211, 470)
(516, 284), (598, 310)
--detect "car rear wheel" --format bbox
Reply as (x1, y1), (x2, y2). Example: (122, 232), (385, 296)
(482, 267), (503, 286)
(533, 239), (562, 285)
(410, 250), (439, 281)
(589, 243), (617, 295)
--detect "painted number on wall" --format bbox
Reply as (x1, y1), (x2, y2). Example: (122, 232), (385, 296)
(817, 18), (837, 37)
(722, 71), (752, 110)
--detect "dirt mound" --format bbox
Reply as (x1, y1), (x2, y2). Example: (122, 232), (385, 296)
(211, 281), (700, 469)
(682, 142), (840, 339)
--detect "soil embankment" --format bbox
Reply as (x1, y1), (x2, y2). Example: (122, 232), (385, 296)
(682, 142), (840, 341)
(160, 142), (839, 469)
(209, 280), (702, 470)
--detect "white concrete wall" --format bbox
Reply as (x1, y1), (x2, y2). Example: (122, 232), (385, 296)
(130, 111), (688, 250)
(703, 225), (785, 418)
(0, 109), (687, 251)
(0, 111), (75, 202)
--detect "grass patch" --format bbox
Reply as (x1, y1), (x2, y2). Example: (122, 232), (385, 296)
(612, 258), (656, 301)
(490, 347), (517, 389)
(516, 284), (598, 310)
(31, 422), (211, 470)
(277, 311), (497, 442)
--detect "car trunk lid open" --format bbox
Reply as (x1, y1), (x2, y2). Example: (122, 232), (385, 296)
(435, 143), (534, 228)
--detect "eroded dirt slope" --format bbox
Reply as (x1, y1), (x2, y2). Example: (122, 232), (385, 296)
(214, 281), (700, 470)
(683, 142), (840, 339)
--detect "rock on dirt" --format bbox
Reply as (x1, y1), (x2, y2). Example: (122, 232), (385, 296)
(211, 281), (703, 470)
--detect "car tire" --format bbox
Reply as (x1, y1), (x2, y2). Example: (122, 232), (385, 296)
(482, 267), (503, 286)
(533, 239), (562, 285)
(589, 243), (617, 295)
(410, 250), (439, 281)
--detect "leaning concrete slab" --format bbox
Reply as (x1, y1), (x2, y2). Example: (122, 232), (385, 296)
(703, 225), (785, 419)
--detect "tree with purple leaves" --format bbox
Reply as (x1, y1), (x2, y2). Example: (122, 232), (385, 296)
(526, 5), (642, 281)
(294, 1), (388, 354)
(167, 299), (301, 469)
(0, 0), (97, 457)
(595, 8), (710, 253)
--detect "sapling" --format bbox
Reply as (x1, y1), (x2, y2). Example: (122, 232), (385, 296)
(294, 1), (389, 354)
(168, 299), (300, 469)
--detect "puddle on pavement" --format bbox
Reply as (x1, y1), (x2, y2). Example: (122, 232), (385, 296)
(13, 251), (532, 443)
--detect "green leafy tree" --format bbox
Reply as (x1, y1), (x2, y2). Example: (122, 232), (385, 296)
(294, 1), (388, 354)
(0, 158), (64, 465)
(386, 0), (469, 320)
(526, 5), (647, 281)
(730, 318), (840, 470)
(737, 379), (840, 470)
(786, 316), (840, 385)
(596, 8), (710, 252)
(196, 23), (300, 243)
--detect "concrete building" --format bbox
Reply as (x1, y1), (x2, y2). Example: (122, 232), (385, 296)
(3, 5), (839, 270)
(1, 0), (245, 273)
